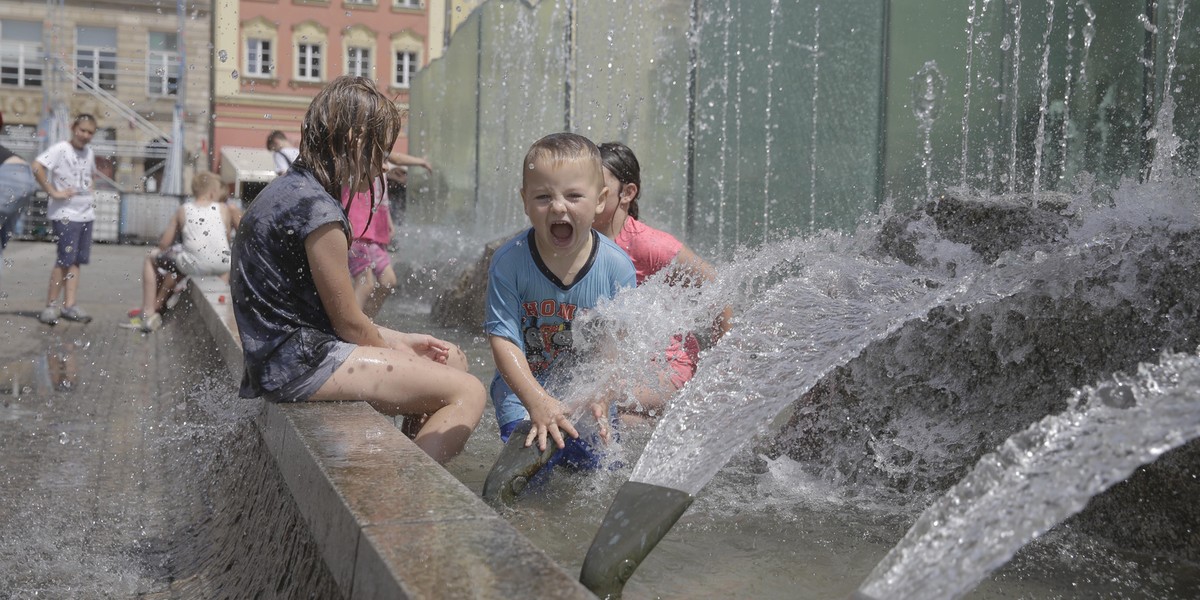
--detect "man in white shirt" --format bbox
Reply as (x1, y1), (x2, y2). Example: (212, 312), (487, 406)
(266, 130), (300, 176)
(32, 114), (99, 325)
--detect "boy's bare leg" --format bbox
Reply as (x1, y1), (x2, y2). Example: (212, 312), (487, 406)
(62, 265), (81, 307)
(154, 271), (179, 313)
(45, 265), (66, 306)
(140, 255), (160, 315)
(309, 344), (485, 463)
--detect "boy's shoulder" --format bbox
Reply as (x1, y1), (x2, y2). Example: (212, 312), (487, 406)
(490, 228), (533, 264)
(594, 231), (636, 268)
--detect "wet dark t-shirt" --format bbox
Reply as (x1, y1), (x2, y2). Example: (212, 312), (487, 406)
(230, 166), (351, 398)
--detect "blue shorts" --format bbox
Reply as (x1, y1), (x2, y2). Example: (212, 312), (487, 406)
(499, 409), (619, 472)
(51, 220), (93, 268)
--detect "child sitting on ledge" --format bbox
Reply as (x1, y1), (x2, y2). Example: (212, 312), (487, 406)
(228, 75), (484, 464)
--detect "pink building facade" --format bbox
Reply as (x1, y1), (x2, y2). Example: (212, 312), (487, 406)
(211, 0), (429, 172)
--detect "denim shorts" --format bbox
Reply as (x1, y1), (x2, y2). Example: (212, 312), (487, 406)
(263, 340), (356, 402)
(0, 162), (38, 248)
(51, 220), (93, 268)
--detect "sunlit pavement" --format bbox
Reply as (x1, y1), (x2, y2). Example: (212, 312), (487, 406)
(1, 240), (151, 364)
(0, 239), (221, 595)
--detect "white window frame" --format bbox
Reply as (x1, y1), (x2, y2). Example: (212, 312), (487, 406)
(347, 46), (371, 77)
(393, 0), (421, 8)
(0, 19), (43, 88)
(147, 31), (180, 97)
(75, 27), (118, 92)
(393, 50), (417, 88)
(246, 38), (272, 77)
(296, 42), (323, 82)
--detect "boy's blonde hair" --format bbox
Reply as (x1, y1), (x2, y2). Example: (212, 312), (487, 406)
(191, 171), (223, 199)
(521, 132), (604, 190)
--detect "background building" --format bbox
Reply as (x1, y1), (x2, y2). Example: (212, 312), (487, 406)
(210, 0), (432, 201)
(0, 0), (212, 193)
(427, 0), (484, 61)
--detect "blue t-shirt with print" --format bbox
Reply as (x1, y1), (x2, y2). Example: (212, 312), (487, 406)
(485, 228), (636, 427)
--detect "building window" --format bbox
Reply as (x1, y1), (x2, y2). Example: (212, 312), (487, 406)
(76, 26), (118, 92)
(345, 0), (376, 5)
(393, 51), (417, 88)
(0, 19), (43, 88)
(297, 43), (322, 82)
(393, 0), (421, 8)
(147, 31), (180, 96)
(247, 38), (272, 77)
(347, 47), (371, 77)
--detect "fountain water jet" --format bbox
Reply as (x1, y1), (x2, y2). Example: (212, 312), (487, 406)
(856, 351), (1200, 599)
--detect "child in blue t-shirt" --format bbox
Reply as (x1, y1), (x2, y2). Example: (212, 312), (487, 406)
(485, 132), (637, 468)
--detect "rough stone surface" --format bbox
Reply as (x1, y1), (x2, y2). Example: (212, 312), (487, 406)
(430, 232), (520, 328)
(773, 195), (1200, 560)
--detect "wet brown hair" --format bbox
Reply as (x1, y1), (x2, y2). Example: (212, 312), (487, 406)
(598, 141), (642, 220)
(297, 76), (404, 226)
(521, 132), (604, 191)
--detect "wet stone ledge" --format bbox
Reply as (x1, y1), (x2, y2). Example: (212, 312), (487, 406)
(186, 279), (595, 599)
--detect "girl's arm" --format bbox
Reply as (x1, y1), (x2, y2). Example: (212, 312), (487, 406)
(156, 207), (183, 252)
(225, 204), (242, 239)
(306, 222), (387, 348)
(489, 335), (579, 451)
(673, 245), (733, 340)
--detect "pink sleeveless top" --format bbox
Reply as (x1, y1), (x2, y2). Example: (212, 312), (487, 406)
(341, 179), (390, 244)
(613, 217), (699, 387)
(613, 217), (683, 285)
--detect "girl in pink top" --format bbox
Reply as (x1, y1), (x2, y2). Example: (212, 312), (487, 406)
(342, 176), (397, 318)
(595, 142), (733, 420)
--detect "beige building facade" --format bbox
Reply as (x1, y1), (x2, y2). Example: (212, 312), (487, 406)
(0, 0), (212, 192)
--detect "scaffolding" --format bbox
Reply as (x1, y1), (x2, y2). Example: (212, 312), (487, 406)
(34, 0), (183, 193)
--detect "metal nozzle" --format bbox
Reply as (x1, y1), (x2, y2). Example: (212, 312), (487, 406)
(482, 421), (556, 506)
(579, 480), (694, 599)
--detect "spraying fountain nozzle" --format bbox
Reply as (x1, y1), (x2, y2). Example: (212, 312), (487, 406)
(579, 480), (694, 599)
(482, 421), (556, 506)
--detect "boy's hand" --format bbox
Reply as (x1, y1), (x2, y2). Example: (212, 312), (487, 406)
(525, 394), (579, 452)
(589, 399), (611, 444)
(49, 187), (76, 200)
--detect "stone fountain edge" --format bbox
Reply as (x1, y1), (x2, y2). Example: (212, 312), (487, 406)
(186, 277), (595, 599)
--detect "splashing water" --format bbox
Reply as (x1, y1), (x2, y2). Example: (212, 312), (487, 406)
(555, 171), (1200, 508)
(856, 349), (1200, 600)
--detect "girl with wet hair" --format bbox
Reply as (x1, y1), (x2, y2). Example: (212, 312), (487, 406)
(230, 76), (485, 463)
(595, 141), (733, 422)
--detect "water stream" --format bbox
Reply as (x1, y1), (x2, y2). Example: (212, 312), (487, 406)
(857, 350), (1200, 599)
(417, 171), (1200, 598)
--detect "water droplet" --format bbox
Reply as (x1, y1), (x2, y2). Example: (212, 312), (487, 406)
(231, 70), (239, 79)
(218, 50), (228, 63)
(59, 432), (68, 444)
